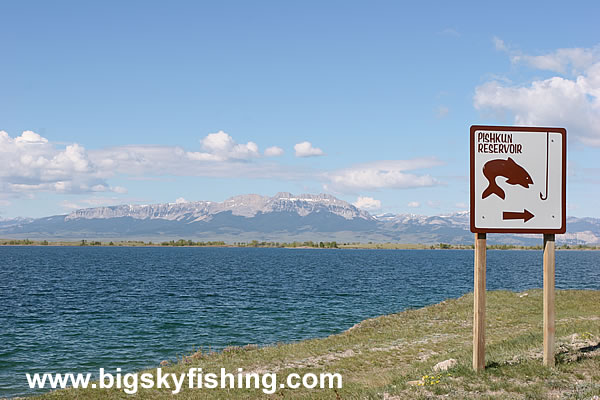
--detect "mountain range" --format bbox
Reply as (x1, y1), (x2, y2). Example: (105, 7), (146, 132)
(1, 192), (599, 246)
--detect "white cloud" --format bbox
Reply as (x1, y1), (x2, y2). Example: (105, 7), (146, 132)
(90, 144), (308, 181)
(87, 131), (297, 180)
(0, 130), (441, 202)
(188, 130), (260, 161)
(513, 48), (597, 75)
(175, 197), (187, 204)
(15, 130), (48, 144)
(436, 105), (449, 118)
(353, 196), (381, 211)
(112, 186), (128, 194)
(493, 36), (508, 52)
(427, 200), (440, 208)
(476, 40), (600, 146)
(492, 37), (599, 74)
(264, 146), (284, 157)
(407, 201), (420, 208)
(294, 141), (324, 157)
(0, 130), (118, 195)
(324, 158), (443, 193)
(60, 196), (138, 210)
(440, 28), (460, 37)
(61, 201), (81, 210)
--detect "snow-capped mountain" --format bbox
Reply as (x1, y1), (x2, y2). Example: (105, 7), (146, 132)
(65, 193), (372, 222)
(373, 211), (470, 227)
(0, 217), (35, 229)
(1, 193), (599, 245)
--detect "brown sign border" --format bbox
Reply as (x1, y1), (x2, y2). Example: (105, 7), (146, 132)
(470, 125), (567, 234)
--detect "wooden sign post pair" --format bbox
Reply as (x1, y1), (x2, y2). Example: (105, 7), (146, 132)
(470, 126), (566, 371)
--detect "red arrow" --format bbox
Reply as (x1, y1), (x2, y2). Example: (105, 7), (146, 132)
(502, 209), (534, 222)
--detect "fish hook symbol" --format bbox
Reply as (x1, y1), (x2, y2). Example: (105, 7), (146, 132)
(540, 132), (549, 201)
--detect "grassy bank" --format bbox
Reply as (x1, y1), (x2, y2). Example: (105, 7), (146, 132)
(37, 290), (600, 399)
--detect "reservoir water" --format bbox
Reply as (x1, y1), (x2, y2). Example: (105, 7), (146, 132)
(0, 247), (598, 397)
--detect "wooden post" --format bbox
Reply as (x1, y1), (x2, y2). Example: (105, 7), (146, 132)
(543, 233), (556, 367)
(473, 232), (486, 371)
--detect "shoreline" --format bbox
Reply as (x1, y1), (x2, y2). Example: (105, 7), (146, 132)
(1, 239), (598, 251)
(31, 289), (600, 399)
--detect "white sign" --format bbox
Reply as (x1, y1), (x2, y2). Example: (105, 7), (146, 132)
(470, 126), (566, 234)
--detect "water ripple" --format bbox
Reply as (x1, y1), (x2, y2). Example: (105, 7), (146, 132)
(0, 247), (598, 397)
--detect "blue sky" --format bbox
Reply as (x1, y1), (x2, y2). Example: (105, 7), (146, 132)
(1, 0), (599, 218)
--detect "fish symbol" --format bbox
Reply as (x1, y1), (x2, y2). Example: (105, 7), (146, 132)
(482, 157), (533, 200)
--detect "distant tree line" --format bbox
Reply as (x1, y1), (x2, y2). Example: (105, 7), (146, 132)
(160, 239), (226, 247)
(0, 239), (597, 250)
(1, 239), (36, 245)
(233, 240), (338, 248)
(80, 240), (102, 246)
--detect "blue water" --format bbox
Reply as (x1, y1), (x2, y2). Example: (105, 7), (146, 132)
(0, 247), (598, 397)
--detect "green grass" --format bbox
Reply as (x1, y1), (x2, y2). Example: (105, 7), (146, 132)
(36, 290), (600, 399)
